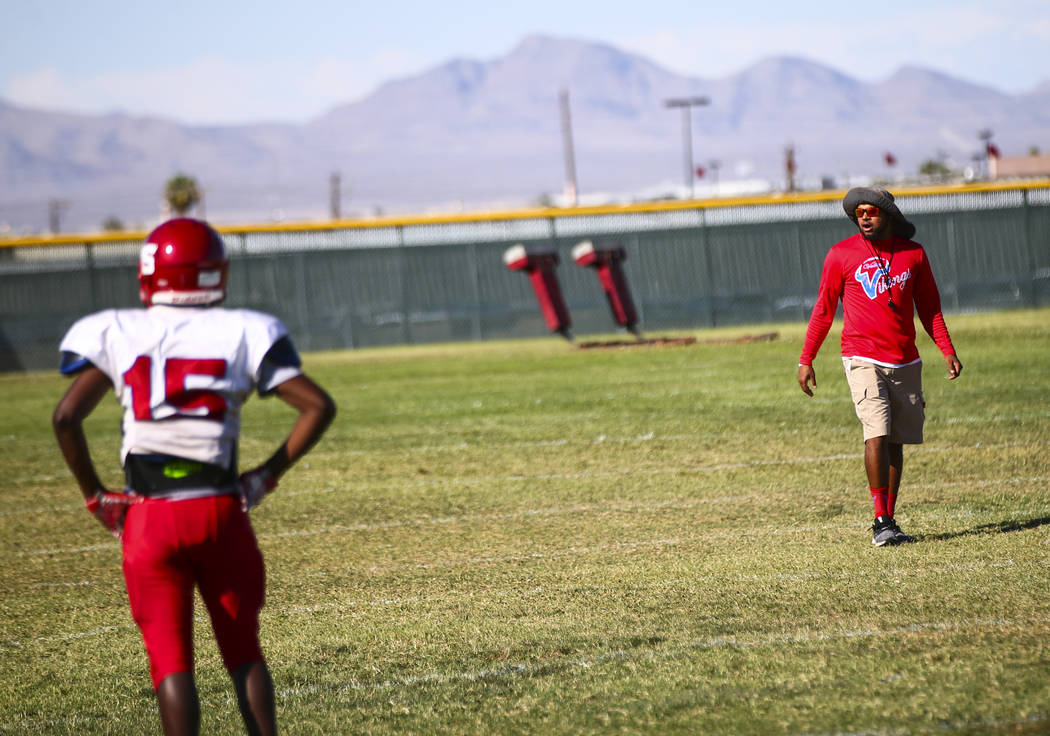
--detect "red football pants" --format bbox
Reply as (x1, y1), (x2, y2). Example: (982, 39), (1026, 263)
(121, 494), (266, 689)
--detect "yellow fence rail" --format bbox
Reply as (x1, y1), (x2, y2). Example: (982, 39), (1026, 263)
(4, 179), (1049, 249)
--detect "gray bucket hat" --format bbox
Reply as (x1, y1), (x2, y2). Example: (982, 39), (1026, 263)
(843, 186), (916, 240)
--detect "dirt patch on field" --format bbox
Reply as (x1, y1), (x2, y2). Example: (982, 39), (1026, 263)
(575, 332), (778, 349)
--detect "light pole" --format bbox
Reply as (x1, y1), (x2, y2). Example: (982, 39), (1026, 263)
(978, 129), (994, 179)
(664, 96), (710, 198)
(559, 88), (579, 207)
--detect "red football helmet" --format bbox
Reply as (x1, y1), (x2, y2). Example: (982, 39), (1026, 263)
(139, 218), (228, 306)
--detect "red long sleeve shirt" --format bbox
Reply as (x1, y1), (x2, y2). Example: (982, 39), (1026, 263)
(799, 233), (955, 366)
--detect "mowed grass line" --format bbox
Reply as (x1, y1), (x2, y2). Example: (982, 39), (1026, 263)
(1, 309), (1049, 735)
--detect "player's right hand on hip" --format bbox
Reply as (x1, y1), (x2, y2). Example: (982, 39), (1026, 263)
(85, 490), (140, 539)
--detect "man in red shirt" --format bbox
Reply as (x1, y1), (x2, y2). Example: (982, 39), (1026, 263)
(797, 187), (963, 546)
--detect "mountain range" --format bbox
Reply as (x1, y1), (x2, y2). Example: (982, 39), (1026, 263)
(2, 34), (1049, 234)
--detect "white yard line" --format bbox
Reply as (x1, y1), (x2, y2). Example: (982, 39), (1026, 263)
(11, 428), (1048, 493)
(6, 558), (1043, 650)
(13, 469), (1050, 559)
(264, 616), (1038, 696)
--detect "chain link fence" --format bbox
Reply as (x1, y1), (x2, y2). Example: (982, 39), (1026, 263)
(2, 184), (1048, 371)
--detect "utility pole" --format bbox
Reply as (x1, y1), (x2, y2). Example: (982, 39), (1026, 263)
(48, 199), (69, 234)
(978, 129), (994, 179)
(559, 89), (579, 207)
(664, 96), (710, 199)
(330, 172), (341, 219)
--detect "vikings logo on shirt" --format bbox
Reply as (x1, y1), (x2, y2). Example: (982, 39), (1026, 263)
(854, 257), (912, 301)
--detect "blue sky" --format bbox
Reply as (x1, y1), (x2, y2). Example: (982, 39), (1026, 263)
(2, 0), (1047, 125)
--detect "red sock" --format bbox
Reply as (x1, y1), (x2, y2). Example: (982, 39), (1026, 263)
(870, 486), (889, 518)
(887, 491), (898, 518)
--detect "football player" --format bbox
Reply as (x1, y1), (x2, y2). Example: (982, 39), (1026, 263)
(52, 217), (336, 736)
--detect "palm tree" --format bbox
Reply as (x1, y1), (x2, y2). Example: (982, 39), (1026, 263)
(918, 159), (953, 182)
(101, 215), (125, 231)
(164, 174), (201, 216)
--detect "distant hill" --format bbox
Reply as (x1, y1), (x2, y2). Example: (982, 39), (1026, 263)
(2, 34), (1047, 233)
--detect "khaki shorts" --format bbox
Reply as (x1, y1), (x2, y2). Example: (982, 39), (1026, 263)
(843, 359), (925, 443)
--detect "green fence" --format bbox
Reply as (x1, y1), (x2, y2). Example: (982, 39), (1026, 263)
(2, 183), (1048, 371)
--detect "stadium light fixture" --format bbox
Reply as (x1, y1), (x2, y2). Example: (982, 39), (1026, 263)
(664, 96), (710, 199)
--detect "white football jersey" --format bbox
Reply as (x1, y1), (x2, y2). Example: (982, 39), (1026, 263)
(59, 306), (301, 470)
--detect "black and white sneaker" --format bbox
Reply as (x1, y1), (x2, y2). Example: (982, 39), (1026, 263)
(872, 516), (899, 547)
(888, 518), (915, 544)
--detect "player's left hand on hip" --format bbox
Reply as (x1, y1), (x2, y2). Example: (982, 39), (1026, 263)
(85, 490), (140, 539)
(239, 466), (277, 512)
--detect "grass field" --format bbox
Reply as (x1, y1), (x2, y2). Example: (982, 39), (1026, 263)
(2, 308), (1049, 735)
